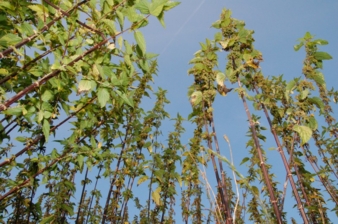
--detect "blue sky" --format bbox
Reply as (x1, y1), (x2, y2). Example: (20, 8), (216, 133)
(135, 0), (338, 222)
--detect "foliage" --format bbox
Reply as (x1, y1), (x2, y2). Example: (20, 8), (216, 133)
(0, 1), (337, 224)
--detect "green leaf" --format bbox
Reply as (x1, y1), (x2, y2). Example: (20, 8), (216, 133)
(3, 106), (23, 116)
(41, 90), (53, 102)
(190, 91), (202, 106)
(78, 79), (92, 94)
(40, 215), (54, 224)
(312, 71), (326, 87)
(293, 125), (312, 145)
(300, 89), (309, 100)
(314, 52), (332, 60)
(135, 0), (150, 14)
(134, 31), (146, 55)
(116, 90), (134, 107)
(15, 136), (27, 143)
(313, 39), (328, 45)
(240, 157), (250, 165)
(163, 1), (180, 11)
(77, 155), (84, 170)
(43, 119), (50, 142)
(149, 0), (167, 16)
(294, 42), (304, 51)
(308, 97), (324, 113)
(0, 33), (22, 47)
(216, 72), (226, 86)
(97, 87), (110, 108)
(21, 22), (34, 36)
(307, 116), (318, 130)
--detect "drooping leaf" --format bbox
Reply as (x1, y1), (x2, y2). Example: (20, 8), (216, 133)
(308, 97), (324, 113)
(190, 91), (202, 106)
(97, 87), (110, 108)
(152, 187), (162, 206)
(307, 116), (318, 130)
(134, 30), (146, 55)
(149, 0), (167, 16)
(216, 72), (226, 86)
(135, 0), (150, 14)
(43, 119), (50, 142)
(137, 175), (148, 186)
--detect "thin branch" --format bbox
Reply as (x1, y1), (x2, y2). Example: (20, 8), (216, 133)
(0, 97), (96, 168)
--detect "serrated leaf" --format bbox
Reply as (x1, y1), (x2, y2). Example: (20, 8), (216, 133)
(314, 52), (332, 60)
(190, 91), (202, 106)
(21, 22), (34, 36)
(134, 31), (146, 55)
(152, 187), (162, 206)
(0, 33), (22, 47)
(135, 0), (150, 14)
(116, 91), (134, 108)
(41, 90), (53, 102)
(43, 119), (50, 142)
(97, 87), (110, 108)
(293, 125), (312, 145)
(149, 0), (166, 16)
(216, 72), (225, 87)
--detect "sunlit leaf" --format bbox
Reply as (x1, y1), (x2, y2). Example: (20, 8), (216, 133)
(152, 187), (162, 206)
(78, 79), (92, 94)
(216, 72), (225, 86)
(43, 119), (50, 142)
(97, 87), (110, 108)
(190, 91), (202, 106)
(137, 175), (148, 186)
(293, 125), (312, 145)
(134, 30), (146, 55)
(314, 51), (332, 60)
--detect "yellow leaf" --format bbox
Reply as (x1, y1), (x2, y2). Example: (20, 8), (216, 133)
(152, 187), (162, 206)
(246, 60), (259, 69)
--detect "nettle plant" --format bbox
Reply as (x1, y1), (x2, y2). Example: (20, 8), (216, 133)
(187, 8), (337, 224)
(0, 1), (337, 223)
(0, 0), (187, 223)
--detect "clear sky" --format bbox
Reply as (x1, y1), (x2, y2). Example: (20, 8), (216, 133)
(135, 0), (338, 222)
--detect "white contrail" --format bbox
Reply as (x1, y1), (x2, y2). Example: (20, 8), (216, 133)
(160, 0), (207, 54)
